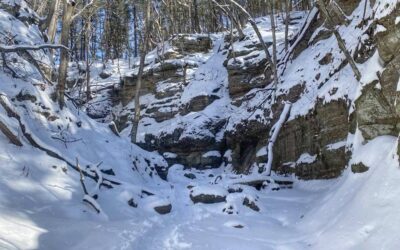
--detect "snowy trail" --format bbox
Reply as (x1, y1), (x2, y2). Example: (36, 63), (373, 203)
(1, 1), (400, 249)
(1, 135), (400, 249)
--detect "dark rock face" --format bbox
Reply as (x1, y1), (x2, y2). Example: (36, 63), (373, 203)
(181, 95), (220, 115)
(355, 8), (400, 141)
(112, 1), (399, 180)
(119, 74), (154, 106)
(376, 18), (400, 64)
(154, 204), (172, 214)
(190, 193), (226, 204)
(171, 34), (212, 54)
(141, 117), (225, 169)
(355, 84), (398, 139)
(227, 61), (271, 97)
(351, 162), (369, 173)
(225, 42), (272, 98)
(273, 100), (349, 180)
(226, 120), (270, 174)
(16, 91), (37, 103)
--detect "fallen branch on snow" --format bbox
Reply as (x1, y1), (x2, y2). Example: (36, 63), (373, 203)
(0, 94), (120, 186)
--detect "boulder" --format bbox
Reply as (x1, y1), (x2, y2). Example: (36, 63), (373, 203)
(190, 187), (227, 204)
(154, 203), (172, 215)
(128, 198), (138, 208)
(243, 197), (260, 212)
(351, 162), (369, 173)
(355, 84), (398, 140)
(376, 23), (400, 63)
(99, 71), (112, 79)
(184, 173), (196, 179)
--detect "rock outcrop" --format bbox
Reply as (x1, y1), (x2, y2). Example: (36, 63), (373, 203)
(109, 1), (399, 181)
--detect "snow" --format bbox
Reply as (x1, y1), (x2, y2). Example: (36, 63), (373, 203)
(256, 146), (267, 157)
(265, 103), (292, 175)
(296, 153), (317, 164)
(202, 151), (221, 158)
(191, 185), (228, 198)
(396, 16), (400, 25)
(325, 140), (347, 150)
(0, 0), (399, 249)
(375, 24), (387, 33)
(397, 78), (400, 92)
(163, 152), (177, 159)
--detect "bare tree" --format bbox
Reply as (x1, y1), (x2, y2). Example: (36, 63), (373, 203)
(317, 0), (361, 81)
(284, 0), (290, 51)
(130, 0), (152, 143)
(269, 0), (279, 101)
(211, 0), (245, 40)
(56, 0), (76, 109)
(56, 0), (96, 109)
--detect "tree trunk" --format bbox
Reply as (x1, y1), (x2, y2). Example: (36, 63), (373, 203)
(56, 0), (75, 109)
(317, 0), (361, 81)
(269, 0), (279, 101)
(130, 0), (151, 143)
(45, 0), (61, 43)
(284, 0), (290, 51)
(85, 19), (91, 101)
(362, 0), (368, 24)
(133, 4), (138, 58)
(193, 0), (200, 33)
(223, 0), (273, 67)
(211, 0), (245, 40)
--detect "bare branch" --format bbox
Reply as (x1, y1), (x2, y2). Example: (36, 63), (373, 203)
(0, 44), (69, 53)
(71, 0), (96, 21)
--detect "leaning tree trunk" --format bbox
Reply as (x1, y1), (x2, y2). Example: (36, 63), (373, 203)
(317, 0), (361, 81)
(130, 0), (151, 143)
(56, 0), (75, 109)
(223, 0), (274, 69)
(211, 0), (245, 40)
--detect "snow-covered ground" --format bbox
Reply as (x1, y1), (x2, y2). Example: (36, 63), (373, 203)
(1, 132), (399, 249)
(1, 0), (400, 249)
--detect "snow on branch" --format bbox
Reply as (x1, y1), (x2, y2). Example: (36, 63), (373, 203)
(76, 158), (106, 216)
(88, 161), (103, 196)
(72, 0), (96, 21)
(0, 44), (69, 53)
(265, 102), (292, 176)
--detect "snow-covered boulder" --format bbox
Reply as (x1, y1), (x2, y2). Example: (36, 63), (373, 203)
(190, 186), (227, 204)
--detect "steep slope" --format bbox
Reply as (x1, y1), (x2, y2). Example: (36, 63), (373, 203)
(0, 0), (400, 249)
(107, 0), (399, 180)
